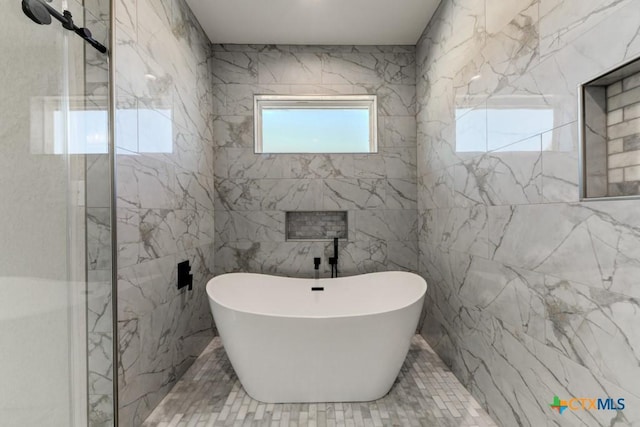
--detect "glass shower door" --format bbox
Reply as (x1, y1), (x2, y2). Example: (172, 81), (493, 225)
(0, 1), (114, 426)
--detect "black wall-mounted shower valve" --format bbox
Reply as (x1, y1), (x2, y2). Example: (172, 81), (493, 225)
(177, 260), (193, 291)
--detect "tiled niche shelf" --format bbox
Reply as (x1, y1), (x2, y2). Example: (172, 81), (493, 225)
(286, 211), (348, 241)
(581, 56), (640, 199)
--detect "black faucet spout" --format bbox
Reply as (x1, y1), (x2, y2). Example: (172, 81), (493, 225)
(331, 238), (339, 278)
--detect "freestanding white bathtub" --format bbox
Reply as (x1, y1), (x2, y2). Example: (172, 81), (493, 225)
(206, 271), (427, 403)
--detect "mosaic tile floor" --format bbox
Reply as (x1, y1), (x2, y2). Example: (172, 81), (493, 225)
(143, 336), (497, 427)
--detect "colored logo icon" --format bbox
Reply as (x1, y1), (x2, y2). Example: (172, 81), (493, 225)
(550, 396), (568, 414)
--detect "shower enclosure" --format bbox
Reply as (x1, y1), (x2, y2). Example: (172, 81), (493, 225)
(0, 0), (115, 426)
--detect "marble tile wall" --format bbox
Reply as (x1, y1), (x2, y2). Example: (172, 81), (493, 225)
(82, 0), (115, 425)
(416, 0), (640, 426)
(114, 0), (215, 425)
(211, 44), (418, 277)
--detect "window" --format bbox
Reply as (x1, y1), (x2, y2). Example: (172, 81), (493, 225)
(254, 95), (377, 153)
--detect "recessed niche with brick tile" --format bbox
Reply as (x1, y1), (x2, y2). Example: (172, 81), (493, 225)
(581, 56), (640, 199)
(286, 211), (348, 241)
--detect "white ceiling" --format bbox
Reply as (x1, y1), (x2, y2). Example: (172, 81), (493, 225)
(185, 0), (441, 45)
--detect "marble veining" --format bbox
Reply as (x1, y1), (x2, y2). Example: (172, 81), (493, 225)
(115, 0), (215, 426)
(211, 45), (417, 278)
(80, 1), (115, 425)
(417, 1), (640, 426)
(108, 1), (640, 426)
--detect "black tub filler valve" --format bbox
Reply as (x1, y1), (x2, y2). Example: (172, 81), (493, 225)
(177, 260), (193, 291)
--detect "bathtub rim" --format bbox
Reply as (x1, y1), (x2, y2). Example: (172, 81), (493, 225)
(206, 271), (427, 320)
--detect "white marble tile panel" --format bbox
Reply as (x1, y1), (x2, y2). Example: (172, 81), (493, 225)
(172, 0), (211, 55)
(283, 154), (356, 179)
(323, 179), (386, 210)
(215, 240), (328, 277)
(459, 257), (547, 341)
(543, 275), (640, 396)
(419, 75), (455, 128)
(211, 52), (258, 84)
(431, 207), (489, 257)
(486, 57), (575, 144)
(175, 170), (214, 212)
(354, 148), (417, 180)
(455, 135), (542, 206)
(383, 116), (418, 148)
(353, 153), (386, 179)
(387, 240), (419, 271)
(214, 84), (290, 116)
(214, 148), (287, 179)
(457, 0), (539, 108)
(383, 53), (416, 85)
(282, 84), (355, 95)
(117, 208), (179, 268)
(355, 210), (418, 242)
(87, 154), (112, 208)
(173, 209), (215, 251)
(87, 208), (112, 271)
(172, 83), (209, 141)
(489, 202), (640, 298)
(116, 0), (136, 43)
(451, 309), (640, 427)
(425, 0), (486, 78)
(117, 254), (177, 321)
(321, 53), (386, 85)
(214, 179), (323, 212)
(547, 1), (640, 86)
(89, 393), (114, 426)
(385, 178), (418, 210)
(541, 123), (580, 203)
(137, 0), (171, 30)
(418, 167), (456, 210)
(334, 240), (388, 275)
(87, 269), (114, 334)
(168, 128), (214, 179)
(259, 52), (322, 84)
(539, 0), (634, 59)
(215, 210), (285, 243)
(485, 0), (537, 34)
(117, 154), (177, 209)
(375, 84), (417, 116)
(212, 115), (254, 148)
(115, 38), (173, 103)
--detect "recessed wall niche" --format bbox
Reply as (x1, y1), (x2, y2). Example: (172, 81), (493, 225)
(581, 56), (640, 199)
(286, 211), (348, 241)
